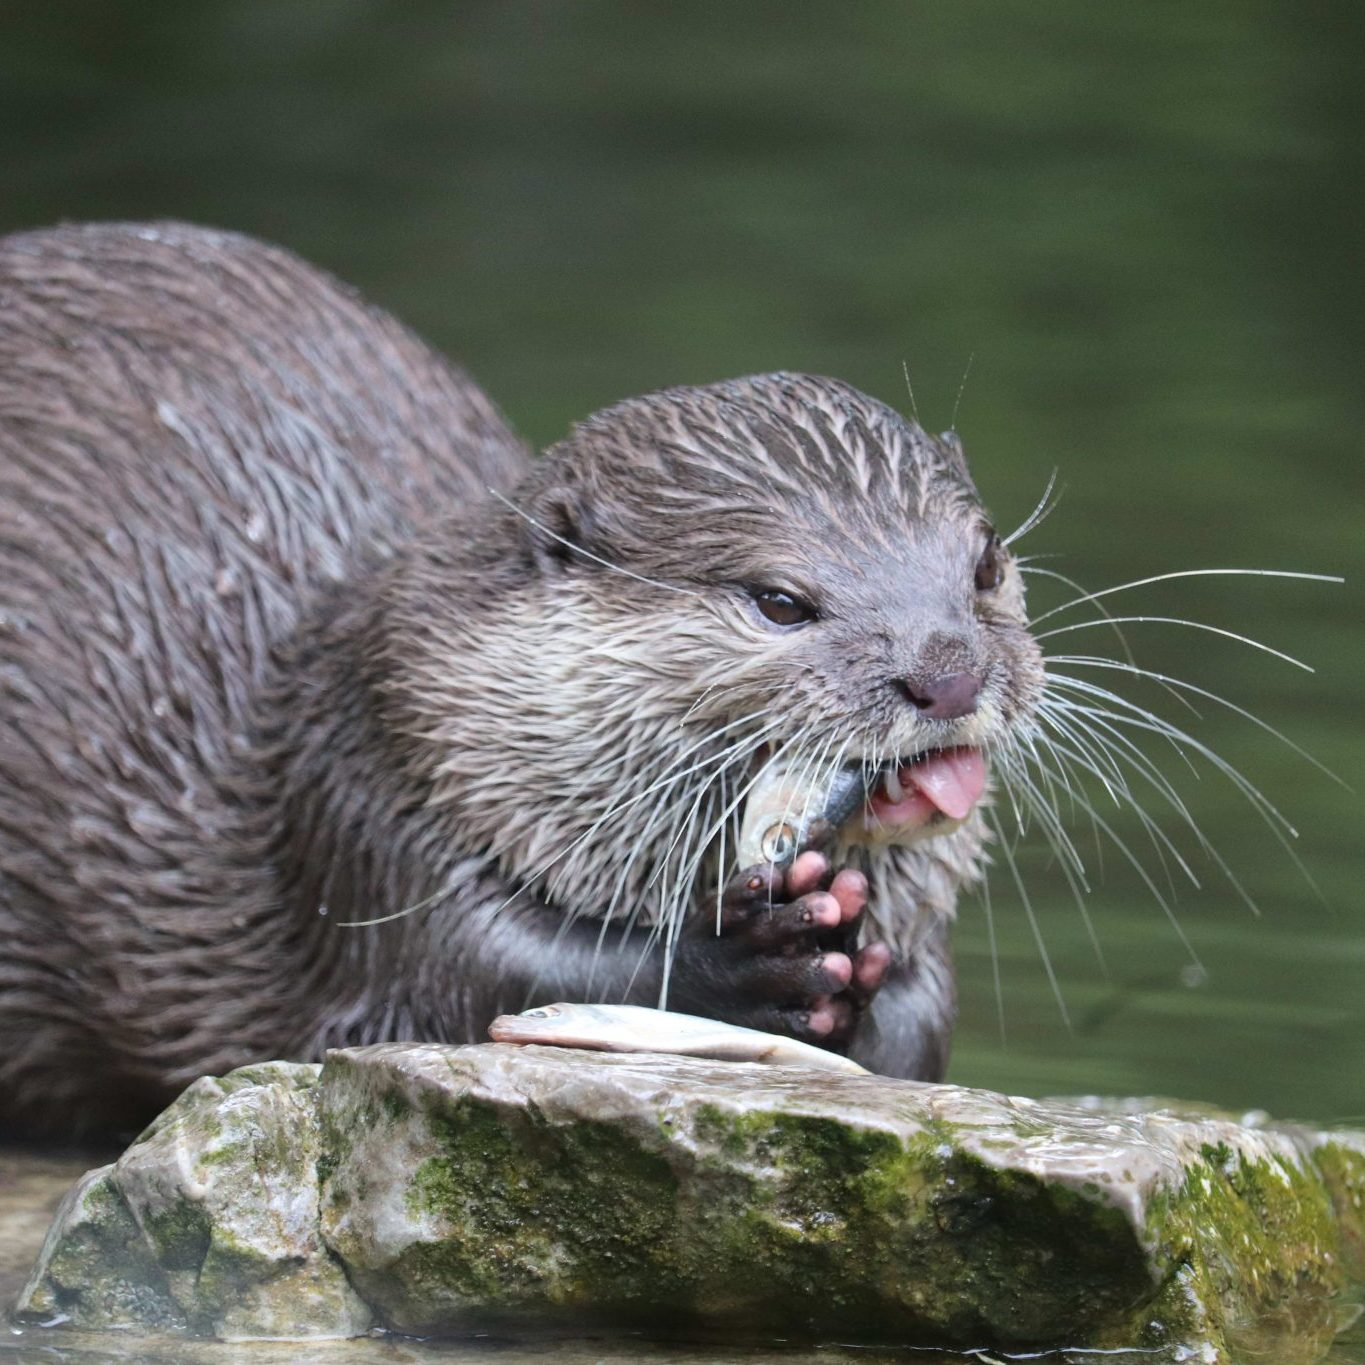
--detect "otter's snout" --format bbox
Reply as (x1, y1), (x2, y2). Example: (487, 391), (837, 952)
(896, 670), (982, 720)
(894, 630), (984, 719)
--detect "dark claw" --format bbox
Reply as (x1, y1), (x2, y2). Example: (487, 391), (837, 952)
(732, 893), (841, 950)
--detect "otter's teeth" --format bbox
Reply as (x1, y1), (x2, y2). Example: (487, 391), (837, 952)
(883, 766), (905, 803)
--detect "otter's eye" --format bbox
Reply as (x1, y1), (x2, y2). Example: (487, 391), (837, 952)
(974, 534), (1005, 592)
(753, 589), (816, 627)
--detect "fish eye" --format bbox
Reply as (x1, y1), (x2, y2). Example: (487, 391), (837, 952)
(760, 821), (798, 863)
(974, 533), (1005, 593)
(752, 588), (817, 627)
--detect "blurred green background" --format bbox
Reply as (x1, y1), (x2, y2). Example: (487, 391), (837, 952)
(2, 2), (1360, 1121)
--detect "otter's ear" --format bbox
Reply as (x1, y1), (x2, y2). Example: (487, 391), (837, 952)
(521, 483), (601, 576)
(937, 430), (971, 478)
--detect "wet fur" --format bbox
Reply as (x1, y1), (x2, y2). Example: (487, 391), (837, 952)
(0, 222), (1041, 1134)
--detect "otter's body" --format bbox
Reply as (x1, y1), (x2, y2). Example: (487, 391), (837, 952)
(1, 224), (1033, 1135)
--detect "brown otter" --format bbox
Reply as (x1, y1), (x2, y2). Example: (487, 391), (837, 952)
(0, 222), (1042, 1136)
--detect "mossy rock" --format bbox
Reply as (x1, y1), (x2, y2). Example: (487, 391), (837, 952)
(15, 1165), (185, 1332)
(16, 1059), (372, 1340)
(17, 1043), (1365, 1359)
(315, 1044), (1364, 1357)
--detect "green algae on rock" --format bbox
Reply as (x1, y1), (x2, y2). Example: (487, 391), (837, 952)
(16, 1060), (371, 1340)
(15, 1043), (1365, 1360)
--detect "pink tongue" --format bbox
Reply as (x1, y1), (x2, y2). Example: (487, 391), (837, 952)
(904, 747), (987, 821)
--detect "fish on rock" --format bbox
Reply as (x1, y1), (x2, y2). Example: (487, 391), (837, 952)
(489, 1002), (870, 1075)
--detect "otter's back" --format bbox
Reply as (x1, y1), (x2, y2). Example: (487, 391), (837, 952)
(0, 219), (525, 621)
(1, 219), (527, 776)
(0, 222), (528, 1122)
(2, 219), (526, 697)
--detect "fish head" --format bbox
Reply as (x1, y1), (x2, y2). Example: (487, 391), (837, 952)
(488, 1003), (585, 1045)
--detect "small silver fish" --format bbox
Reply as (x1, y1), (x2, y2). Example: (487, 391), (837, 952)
(489, 1002), (868, 1075)
(735, 757), (866, 871)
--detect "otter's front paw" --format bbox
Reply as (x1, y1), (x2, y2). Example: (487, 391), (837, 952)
(672, 850), (891, 1049)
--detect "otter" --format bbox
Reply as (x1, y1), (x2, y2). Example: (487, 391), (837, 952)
(0, 222), (1042, 1136)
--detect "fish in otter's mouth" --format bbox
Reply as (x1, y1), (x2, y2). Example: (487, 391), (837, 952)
(737, 746), (989, 872)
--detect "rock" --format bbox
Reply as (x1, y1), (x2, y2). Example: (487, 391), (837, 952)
(16, 1060), (372, 1341)
(16, 1044), (1365, 1361)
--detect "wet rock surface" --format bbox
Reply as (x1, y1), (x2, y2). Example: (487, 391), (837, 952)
(12, 1043), (1365, 1361)
(16, 1061), (371, 1341)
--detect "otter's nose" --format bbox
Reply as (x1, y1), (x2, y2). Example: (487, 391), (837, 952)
(897, 671), (982, 720)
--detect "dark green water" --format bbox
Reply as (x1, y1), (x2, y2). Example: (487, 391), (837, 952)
(1, 2), (1360, 1139)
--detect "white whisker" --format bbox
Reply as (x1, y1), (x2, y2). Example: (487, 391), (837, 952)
(987, 805), (1071, 1027)
(1046, 656), (1348, 791)
(1036, 616), (1314, 673)
(1030, 568), (1343, 629)
(977, 867), (1006, 1043)
(1022, 562), (1135, 666)
(1003, 467), (1062, 547)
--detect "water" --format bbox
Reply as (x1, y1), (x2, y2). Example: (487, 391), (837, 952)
(0, 3), (1361, 1358)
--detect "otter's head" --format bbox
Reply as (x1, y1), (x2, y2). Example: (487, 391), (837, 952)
(400, 372), (1043, 948)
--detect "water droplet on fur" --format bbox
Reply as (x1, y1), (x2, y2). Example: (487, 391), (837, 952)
(154, 400), (190, 439)
(317, 904), (329, 917)
(245, 511), (267, 543)
(128, 803), (162, 837)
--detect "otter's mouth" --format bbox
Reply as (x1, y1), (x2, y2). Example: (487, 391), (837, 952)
(862, 746), (988, 837)
(737, 744), (988, 871)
